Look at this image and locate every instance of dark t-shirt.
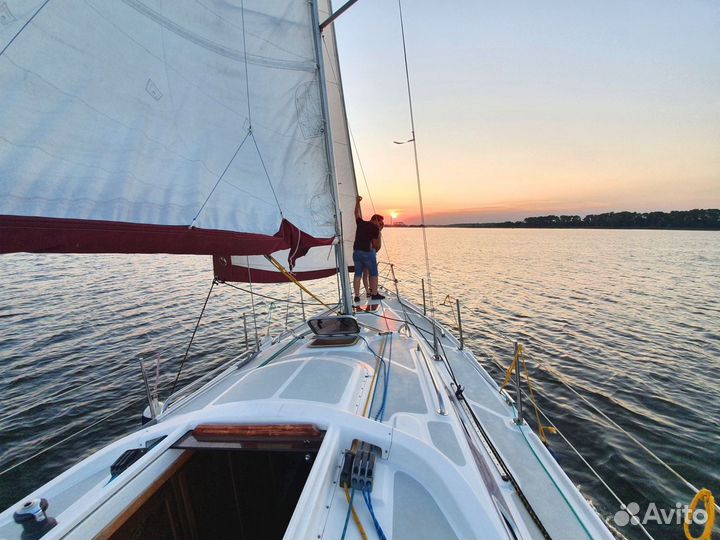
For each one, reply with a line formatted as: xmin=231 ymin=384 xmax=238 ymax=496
xmin=353 ymin=218 xmax=379 ymax=252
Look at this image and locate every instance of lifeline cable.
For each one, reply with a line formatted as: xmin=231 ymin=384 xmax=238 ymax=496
xmin=434 ymin=318 xmax=656 ymax=539
xmin=245 ymin=258 xmax=260 ymax=347
xmin=482 ymin=325 xmax=720 ymax=514
xmin=0 ymin=398 xmax=144 ymax=478
xmin=218 ymin=280 xmax=327 ymax=306
xmin=169 ymin=278 xmax=216 ymax=396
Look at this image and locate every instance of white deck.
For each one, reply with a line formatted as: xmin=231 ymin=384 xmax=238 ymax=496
xmin=0 ymin=296 xmax=615 ymax=540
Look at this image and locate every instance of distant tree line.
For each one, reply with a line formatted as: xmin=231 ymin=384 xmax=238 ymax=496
xmin=445 ymin=209 xmax=720 ymax=230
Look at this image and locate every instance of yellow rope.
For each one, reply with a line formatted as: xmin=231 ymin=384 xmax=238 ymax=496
xmin=348 ymin=335 xmax=388 ymax=455
xmin=519 ymin=350 xmax=557 ymax=444
xmin=362 ymin=334 xmax=387 ymax=417
xmin=500 ymin=344 xmax=556 ymax=444
xmin=343 ymin=484 xmax=369 ymax=540
xmin=684 ymin=489 xmax=715 ymax=540
xmin=264 ymin=255 xmax=335 ymax=310
xmin=500 ymin=345 xmax=521 ymax=391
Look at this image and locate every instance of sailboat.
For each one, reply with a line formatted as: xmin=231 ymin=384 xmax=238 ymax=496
xmin=0 ymin=1 xmax=617 ymax=539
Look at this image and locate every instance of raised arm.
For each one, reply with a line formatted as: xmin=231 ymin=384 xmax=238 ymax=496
xmin=354 ymin=196 xmax=363 ymax=220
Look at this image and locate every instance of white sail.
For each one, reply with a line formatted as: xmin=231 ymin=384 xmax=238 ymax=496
xmin=0 ymin=1 xmax=337 ymax=255
xmin=214 ymin=0 xmax=359 ymax=282
xmin=320 ymin=0 xmax=359 ymax=272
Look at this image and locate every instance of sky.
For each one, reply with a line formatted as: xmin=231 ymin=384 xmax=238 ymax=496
xmin=332 ymin=0 xmax=720 ymax=224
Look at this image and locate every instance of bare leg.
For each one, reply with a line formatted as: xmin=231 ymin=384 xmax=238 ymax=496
xmin=370 ymin=276 xmax=379 ymax=296
xmin=353 ymin=275 xmax=361 ymax=298
xmin=363 ymin=270 xmax=370 ymax=296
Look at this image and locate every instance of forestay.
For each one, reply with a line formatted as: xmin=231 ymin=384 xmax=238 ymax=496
xmin=0 ymin=0 xmax=338 ymax=256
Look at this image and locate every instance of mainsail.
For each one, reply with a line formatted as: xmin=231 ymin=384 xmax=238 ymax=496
xmin=213 ymin=0 xmax=358 ymax=283
xmin=0 ymin=1 xmax=339 ymax=257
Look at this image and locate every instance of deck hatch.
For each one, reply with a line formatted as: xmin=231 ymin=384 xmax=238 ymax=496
xmin=307 ymin=315 xmax=360 ymax=336
xmin=308 ymin=336 xmax=359 ymax=347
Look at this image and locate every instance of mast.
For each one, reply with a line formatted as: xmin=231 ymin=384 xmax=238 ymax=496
xmin=310 ymin=0 xmax=353 ymax=315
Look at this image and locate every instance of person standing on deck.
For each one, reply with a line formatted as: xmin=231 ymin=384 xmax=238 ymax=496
xmin=353 ymin=196 xmax=385 ymax=303
xmin=362 ymin=218 xmax=384 ymax=297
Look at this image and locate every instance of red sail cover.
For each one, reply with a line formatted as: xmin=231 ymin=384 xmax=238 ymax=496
xmin=0 ymin=216 xmax=333 ymax=257
xmin=212 ymin=219 xmax=337 ymax=283
xmin=213 ymin=253 xmax=340 ymax=283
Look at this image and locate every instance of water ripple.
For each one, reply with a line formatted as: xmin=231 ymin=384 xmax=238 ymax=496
xmin=0 ymin=230 xmax=718 ymax=540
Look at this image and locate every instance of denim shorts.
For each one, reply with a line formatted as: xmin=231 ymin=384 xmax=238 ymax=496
xmin=353 ymin=249 xmax=378 ymax=278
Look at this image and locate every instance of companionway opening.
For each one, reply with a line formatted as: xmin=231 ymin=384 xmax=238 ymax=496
xmin=107 ymin=425 xmax=324 ymax=540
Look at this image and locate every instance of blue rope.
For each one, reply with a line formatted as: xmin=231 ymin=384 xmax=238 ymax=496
xmin=374 ymin=333 xmax=393 ymax=422
xmin=360 ymin=336 xmax=388 ymax=420
xmin=361 ymin=484 xmax=387 ymax=540
xmin=340 ymin=485 xmax=355 ymax=540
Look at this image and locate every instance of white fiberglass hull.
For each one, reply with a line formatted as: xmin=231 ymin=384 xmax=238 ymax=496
xmin=0 ymin=296 xmax=614 ymax=540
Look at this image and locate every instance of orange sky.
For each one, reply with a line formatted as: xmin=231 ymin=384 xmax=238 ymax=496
xmin=336 ymin=1 xmax=720 ymax=225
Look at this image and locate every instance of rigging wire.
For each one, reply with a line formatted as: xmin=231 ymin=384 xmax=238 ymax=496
xmin=476 ymin=323 xmax=719 ymax=513
xmin=0 ymin=0 xmax=52 ymax=59
xmin=250 ymin=131 xmax=284 ymax=218
xmin=284 ymin=282 xmax=291 ymax=330
xmin=246 ymin=258 xmax=260 ymax=348
xmin=348 ymin=125 xmax=395 ymax=266
xmin=540 ymin=358 xmax=720 ymax=513
xmin=239 ymin=0 xmax=283 ymax=218
xmin=189 ymin=130 xmax=251 ymax=227
xmin=396 ymin=0 xmax=435 ymax=323
xmin=265 ymin=254 xmax=336 ymax=310
xmin=387 ymin=261 xmax=710 ymax=531
xmin=531 ymin=401 xmax=657 ymax=540
xmin=480 ymin=345 xmax=656 ymax=539
xmin=320 ymin=35 xmax=394 ymax=267
xmin=0 ymin=377 xmax=104 ymax=423
xmin=217 ymin=280 xmax=327 ymax=306
xmin=239 ymin=0 xmax=253 ymax=125
xmin=168 ymin=278 xmax=216 ymax=396
xmin=0 ymin=398 xmax=143 ymax=478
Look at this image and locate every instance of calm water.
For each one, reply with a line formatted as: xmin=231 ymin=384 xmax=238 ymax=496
xmin=1 ymin=228 xmax=718 ymax=539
